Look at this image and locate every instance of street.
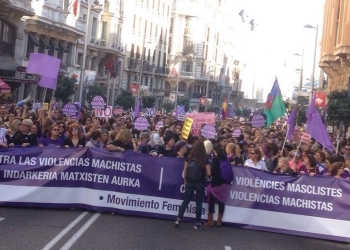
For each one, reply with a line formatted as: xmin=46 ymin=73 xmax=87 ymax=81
xmin=0 ymin=207 xmax=348 ymax=250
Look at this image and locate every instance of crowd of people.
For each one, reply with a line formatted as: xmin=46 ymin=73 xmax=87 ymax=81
xmin=0 ymin=101 xmax=349 ymax=229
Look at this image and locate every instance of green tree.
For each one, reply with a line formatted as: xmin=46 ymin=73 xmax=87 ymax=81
xmin=327 ymin=90 xmax=350 ymax=127
xmin=141 ymin=96 xmax=156 ymax=108
xmin=162 ymin=101 xmax=174 ymax=112
xmin=85 ymin=84 xmax=107 ymax=105
xmin=115 ymin=89 xmax=135 ymax=110
xmin=54 ymin=76 xmax=76 ymax=103
xmin=178 ymin=97 xmax=190 ymax=111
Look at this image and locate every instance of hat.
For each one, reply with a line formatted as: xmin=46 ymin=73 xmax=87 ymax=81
xmin=175 ymin=140 xmax=186 ymax=152
xmin=21 ymin=119 xmax=33 ymax=127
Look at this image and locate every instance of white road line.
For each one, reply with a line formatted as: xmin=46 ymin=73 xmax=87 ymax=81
xmin=0 ymin=217 xmax=5 ymax=222
xmin=60 ymin=213 xmax=101 ymax=250
xmin=224 ymin=246 xmax=232 ymax=250
xmin=41 ymin=212 xmax=89 ymax=250
xmin=159 ymin=167 xmax=164 ymax=190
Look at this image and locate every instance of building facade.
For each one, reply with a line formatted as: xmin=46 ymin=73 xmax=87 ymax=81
xmin=121 ymin=0 xmax=172 ymax=110
xmin=320 ymin=0 xmax=350 ymax=91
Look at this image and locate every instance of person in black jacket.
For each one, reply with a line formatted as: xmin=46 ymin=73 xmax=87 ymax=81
xmin=8 ymin=119 xmax=38 ymax=147
xmin=205 ymin=144 xmax=231 ymax=227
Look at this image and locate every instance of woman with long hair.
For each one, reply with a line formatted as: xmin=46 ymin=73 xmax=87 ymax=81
xmin=174 ymin=141 xmax=211 ymax=230
xmin=226 ymin=143 xmax=243 ymax=166
xmin=64 ymin=123 xmax=85 ymax=148
xmin=298 ymin=154 xmax=319 ymax=176
xmin=40 ymin=124 xmax=64 ymax=147
xmin=274 ymin=157 xmax=295 ymax=175
xmin=106 ymin=128 xmax=137 ymax=152
xmin=330 ymin=162 xmax=346 ymax=178
xmin=205 ymin=145 xmax=231 ymax=227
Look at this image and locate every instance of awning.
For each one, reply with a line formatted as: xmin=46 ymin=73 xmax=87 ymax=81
xmin=40 ymin=36 xmax=51 ymax=49
xmin=28 ymin=33 xmax=40 ymax=47
xmin=59 ymin=41 xmax=70 ymax=53
xmin=0 ymin=78 xmax=11 ymax=93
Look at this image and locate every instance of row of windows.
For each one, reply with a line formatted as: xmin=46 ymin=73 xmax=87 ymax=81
xmin=0 ymin=19 xmax=15 ymax=57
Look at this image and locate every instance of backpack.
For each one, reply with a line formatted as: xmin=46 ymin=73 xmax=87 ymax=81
xmin=219 ymin=159 xmax=234 ymax=184
xmin=186 ymin=159 xmax=205 ymax=182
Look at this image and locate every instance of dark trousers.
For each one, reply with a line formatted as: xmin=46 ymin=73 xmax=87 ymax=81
xmin=208 ymin=193 xmax=225 ymax=214
xmin=177 ymin=181 xmax=205 ymax=223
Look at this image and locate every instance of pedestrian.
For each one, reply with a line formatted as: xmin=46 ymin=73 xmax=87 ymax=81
xmin=174 ymin=141 xmax=211 ymax=229
xmin=205 ymin=145 xmax=231 ymax=227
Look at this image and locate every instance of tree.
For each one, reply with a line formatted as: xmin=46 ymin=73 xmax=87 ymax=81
xmin=327 ymin=90 xmax=350 ymax=127
xmin=115 ymin=89 xmax=135 ymax=110
xmin=178 ymin=97 xmax=190 ymax=111
xmin=85 ymin=84 xmax=107 ymax=105
xmin=296 ymin=104 xmax=307 ymax=126
xmin=141 ymin=96 xmax=156 ymax=108
xmin=162 ymin=101 xmax=174 ymax=113
xmin=54 ymin=76 xmax=76 ymax=103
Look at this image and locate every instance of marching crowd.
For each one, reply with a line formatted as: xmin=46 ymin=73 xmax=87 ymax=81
xmin=0 ymin=101 xmax=349 ymax=229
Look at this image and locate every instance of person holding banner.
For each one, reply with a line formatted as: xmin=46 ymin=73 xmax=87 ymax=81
xmin=297 ymin=154 xmax=319 ymax=176
xmin=8 ymin=119 xmax=38 ymax=147
xmin=244 ymin=148 xmax=267 ymax=171
xmin=40 ymin=124 xmax=64 ymax=147
xmin=205 ymin=145 xmax=231 ymax=227
xmin=107 ymin=129 xmax=136 ymax=152
xmin=175 ymin=141 xmax=211 ymax=229
xmin=64 ymin=123 xmax=85 ymax=148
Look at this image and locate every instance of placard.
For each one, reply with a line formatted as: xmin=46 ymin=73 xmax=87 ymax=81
xmin=181 ymin=117 xmax=194 ymax=140
xmin=42 ymin=103 xmax=49 ymax=110
xmin=200 ymin=124 xmax=216 ymax=139
xmin=177 ymin=114 xmax=186 ymax=121
xmin=95 ymin=106 xmax=112 ymax=118
xmin=145 ymin=108 xmax=155 ymax=116
xmin=232 ymin=128 xmax=242 ymax=138
xmin=251 ymin=114 xmax=266 ymax=128
xmin=91 ymin=95 xmax=106 ymax=110
xmin=113 ymin=108 xmax=123 ymax=115
xmin=62 ymin=103 xmax=78 ymax=117
xmin=155 ymin=121 xmax=164 ymax=131
xmin=134 ymin=117 xmax=149 ymax=131
xmin=185 ymin=112 xmax=215 ymax=137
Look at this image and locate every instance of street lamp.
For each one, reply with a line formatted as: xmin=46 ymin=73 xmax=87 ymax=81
xmin=204 ymin=65 xmax=214 ymax=112
xmin=294 ymin=47 xmax=304 ymax=91
xmin=304 ymin=24 xmax=318 ymax=103
xmin=174 ymin=52 xmax=183 ymax=111
xmin=78 ymin=1 xmax=102 ymax=104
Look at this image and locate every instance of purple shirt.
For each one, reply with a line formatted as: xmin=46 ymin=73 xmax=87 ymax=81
xmin=41 ymin=137 xmax=64 ymax=147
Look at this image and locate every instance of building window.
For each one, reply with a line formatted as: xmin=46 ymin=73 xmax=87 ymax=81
xmin=182 ymin=62 xmax=192 ymax=72
xmin=91 ymin=17 xmax=98 ymax=39
xmin=0 ymin=19 xmax=15 ymax=57
xmin=101 ymin=22 xmax=108 ymax=40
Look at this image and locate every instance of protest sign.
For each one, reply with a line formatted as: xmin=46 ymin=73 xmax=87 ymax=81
xmin=181 ymin=117 xmax=194 ymax=139
xmin=95 ymin=106 xmax=112 ymax=118
xmin=200 ymin=124 xmax=216 ymax=139
xmin=185 ymin=112 xmax=215 ymax=137
xmin=232 ymin=129 xmax=242 ymax=138
xmin=62 ymin=103 xmax=78 ymax=117
xmin=134 ymin=117 xmax=149 ymax=131
xmin=91 ymin=95 xmax=106 ymax=110
xmin=251 ymin=114 xmax=266 ymax=128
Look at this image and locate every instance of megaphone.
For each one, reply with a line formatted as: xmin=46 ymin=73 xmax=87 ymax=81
xmin=17 ymin=94 xmax=33 ymax=107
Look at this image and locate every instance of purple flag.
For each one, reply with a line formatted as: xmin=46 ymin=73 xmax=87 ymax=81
xmin=26 ymin=53 xmax=61 ymax=90
xmin=306 ymin=93 xmax=316 ymax=126
xmin=308 ymin=110 xmax=334 ymax=152
xmin=134 ymin=99 xmax=140 ymax=118
xmin=286 ymin=107 xmax=297 ymax=141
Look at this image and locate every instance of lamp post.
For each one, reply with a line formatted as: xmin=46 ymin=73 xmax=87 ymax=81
xmin=304 ymin=24 xmax=318 ymax=103
xmin=204 ymin=65 xmax=213 ymax=112
xmin=294 ymin=46 xmax=304 ymax=91
xmin=174 ymin=52 xmax=183 ymax=110
xmin=136 ymin=33 xmax=146 ymax=103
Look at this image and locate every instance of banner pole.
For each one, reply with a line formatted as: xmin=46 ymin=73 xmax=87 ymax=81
xmin=281 ymin=125 xmax=290 ymax=155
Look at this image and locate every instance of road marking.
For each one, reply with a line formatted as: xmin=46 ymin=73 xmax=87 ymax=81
xmin=159 ymin=167 xmax=164 ymax=190
xmin=60 ymin=213 xmax=101 ymax=250
xmin=41 ymin=212 xmax=88 ymax=250
xmin=224 ymin=247 xmax=232 ymax=250
xmin=0 ymin=217 xmax=5 ymax=222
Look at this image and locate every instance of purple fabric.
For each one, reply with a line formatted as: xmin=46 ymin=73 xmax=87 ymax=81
xmin=134 ymin=99 xmax=141 ymax=118
xmin=286 ymin=107 xmax=297 ymax=141
xmin=308 ymin=110 xmax=334 ymax=152
xmin=207 ymin=183 xmax=231 ymax=203
xmin=41 ymin=137 xmax=64 ymax=147
xmin=26 ymin=53 xmax=61 ymax=90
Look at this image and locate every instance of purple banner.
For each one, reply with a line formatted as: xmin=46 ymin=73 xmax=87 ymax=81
xmin=0 ymin=147 xmax=349 ymax=242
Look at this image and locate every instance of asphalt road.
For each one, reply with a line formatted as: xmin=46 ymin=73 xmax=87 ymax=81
xmin=0 ymin=207 xmax=348 ymax=250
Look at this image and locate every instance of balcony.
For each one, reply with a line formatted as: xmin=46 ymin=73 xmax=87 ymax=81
xmin=127 ymin=58 xmax=139 ymax=71
xmin=143 ymin=62 xmax=154 ymax=73
xmin=0 ymin=0 xmax=35 ymax=17
xmin=154 ymin=66 xmax=169 ymax=75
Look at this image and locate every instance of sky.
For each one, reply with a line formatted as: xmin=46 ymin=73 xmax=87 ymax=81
xmin=225 ymin=0 xmax=325 ymax=100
